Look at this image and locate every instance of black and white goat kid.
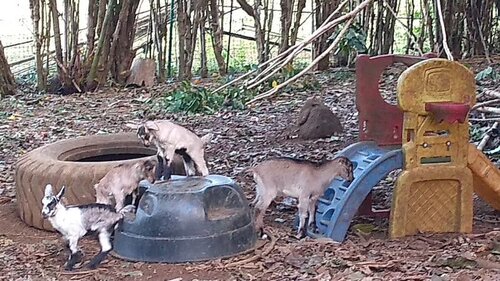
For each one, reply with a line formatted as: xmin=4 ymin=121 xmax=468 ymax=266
xmin=42 ymin=184 xmax=132 ymax=271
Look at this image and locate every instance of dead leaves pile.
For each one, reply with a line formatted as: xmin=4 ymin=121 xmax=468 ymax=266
xmin=0 ymin=64 xmax=499 ymax=280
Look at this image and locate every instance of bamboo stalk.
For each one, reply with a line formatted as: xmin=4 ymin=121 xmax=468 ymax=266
xmin=435 ymin=0 xmax=453 ymax=60
xmin=211 ymin=50 xmax=291 ymax=94
xmin=245 ymin=0 xmax=352 ymax=89
xmin=212 ymin=0 xmax=371 ymax=97
xmin=249 ymin=0 xmax=349 ymax=84
xmin=246 ymin=17 xmax=355 ymax=105
xmin=383 ymin=0 xmax=423 ymax=56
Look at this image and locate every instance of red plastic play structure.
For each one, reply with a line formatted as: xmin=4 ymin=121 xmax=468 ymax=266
xmin=355 ymin=53 xmax=437 ymax=218
xmin=355 ymin=53 xmax=437 ymax=146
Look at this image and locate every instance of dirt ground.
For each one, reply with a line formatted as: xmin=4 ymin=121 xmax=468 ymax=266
xmin=0 ymin=59 xmax=499 ymax=280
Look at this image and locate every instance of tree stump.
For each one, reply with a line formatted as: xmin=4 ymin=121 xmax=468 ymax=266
xmin=0 ymin=40 xmax=16 ymax=98
xmin=294 ymin=98 xmax=343 ymax=140
xmin=126 ymin=58 xmax=156 ymax=87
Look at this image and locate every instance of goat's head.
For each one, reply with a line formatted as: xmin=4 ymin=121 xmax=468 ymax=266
xmin=130 ymin=121 xmax=159 ymax=147
xmin=139 ymin=159 xmax=157 ymax=183
xmin=334 ymin=156 xmax=355 ymax=182
xmin=41 ymin=184 xmax=65 ymax=218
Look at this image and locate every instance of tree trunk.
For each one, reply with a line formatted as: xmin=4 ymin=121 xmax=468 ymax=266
xmin=208 ymin=0 xmax=227 ymax=75
xmin=279 ymin=0 xmax=293 ymax=53
xmin=109 ymin=0 xmax=140 ymax=84
xmin=405 ymin=0 xmax=414 ymax=53
xmin=96 ymin=0 xmax=109 ymax=39
xmin=177 ymin=0 xmax=188 ymax=80
xmin=48 ymin=0 xmax=64 ymax=73
xmin=150 ymin=0 xmax=166 ymax=81
xmin=253 ymin=0 xmax=267 ymax=63
xmin=290 ymin=0 xmax=306 ymax=46
xmin=237 ymin=0 xmax=267 ymax=64
xmin=465 ymin=0 xmax=495 ymax=57
xmin=87 ymin=0 xmax=98 ymax=56
xmin=314 ymin=0 xmax=341 ymax=70
xmin=264 ymin=0 xmax=274 ymax=59
xmin=200 ymin=5 xmax=208 ymax=78
xmin=29 ymin=0 xmax=46 ymax=91
xmin=0 ymin=40 xmax=16 ymax=98
xmin=187 ymin=2 xmax=201 ymax=77
xmin=87 ymin=0 xmax=117 ymax=89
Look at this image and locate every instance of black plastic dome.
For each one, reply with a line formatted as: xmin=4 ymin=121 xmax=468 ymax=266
xmin=113 ymin=175 xmax=257 ymax=263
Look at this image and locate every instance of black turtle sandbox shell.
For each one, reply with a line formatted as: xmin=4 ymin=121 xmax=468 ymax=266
xmin=113 ymin=175 xmax=257 ymax=263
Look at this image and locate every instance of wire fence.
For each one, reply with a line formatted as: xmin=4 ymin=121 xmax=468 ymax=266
xmin=2 ymin=3 xmax=316 ymax=81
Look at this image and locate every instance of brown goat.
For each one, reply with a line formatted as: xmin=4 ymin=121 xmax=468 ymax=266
xmin=249 ymin=156 xmax=354 ymax=239
xmin=94 ymin=159 xmax=156 ymax=211
xmin=127 ymin=120 xmax=212 ymax=179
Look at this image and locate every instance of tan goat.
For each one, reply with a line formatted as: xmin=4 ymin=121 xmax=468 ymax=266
xmin=94 ymin=159 xmax=156 ymax=211
xmin=249 ymin=156 xmax=354 ymax=239
xmin=127 ymin=120 xmax=212 ymax=178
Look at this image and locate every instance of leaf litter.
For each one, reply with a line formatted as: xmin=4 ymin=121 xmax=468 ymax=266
xmin=0 ymin=61 xmax=499 ymax=280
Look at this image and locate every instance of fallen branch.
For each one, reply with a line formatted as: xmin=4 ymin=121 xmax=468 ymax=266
xmin=246 ymin=17 xmax=355 ymax=105
xmin=466 ymin=230 xmax=500 ymax=238
xmin=485 ymin=145 xmax=500 ymax=155
xmin=475 ymin=106 xmax=500 ymax=114
xmin=224 ymin=229 xmax=278 ymax=268
xmin=211 ymin=51 xmax=289 ymax=94
xmin=484 ymin=89 xmax=500 ymax=99
xmin=470 ymin=117 xmax=500 ymax=122
xmin=477 ymin=121 xmax=498 ymax=151
xmin=211 ymin=0 xmax=360 ymax=95
xmin=245 ymin=0 xmax=350 ymax=89
xmin=58 ymin=268 xmax=107 ymax=275
xmin=471 ymin=98 xmax=500 ymax=110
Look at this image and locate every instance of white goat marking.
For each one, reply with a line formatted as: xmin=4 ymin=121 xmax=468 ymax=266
xmin=42 ymin=184 xmax=129 ymax=271
xmin=129 ymin=120 xmax=212 ymax=178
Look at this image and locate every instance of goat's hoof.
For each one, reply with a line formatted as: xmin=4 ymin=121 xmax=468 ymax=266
xmin=295 ymin=230 xmax=306 ymax=240
xmin=308 ymin=225 xmax=318 ymax=233
xmin=256 ymin=227 xmax=267 ymax=239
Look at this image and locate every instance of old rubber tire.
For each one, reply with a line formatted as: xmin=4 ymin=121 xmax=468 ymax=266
xmin=15 ymin=133 xmax=159 ymax=231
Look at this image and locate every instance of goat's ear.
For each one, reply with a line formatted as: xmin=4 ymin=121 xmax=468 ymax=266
xmin=44 ymin=184 xmax=54 ymax=197
xmin=144 ymin=121 xmax=159 ymax=131
xmin=200 ymin=133 xmax=213 ymax=145
xmin=125 ymin=123 xmax=140 ymax=129
xmin=56 ymin=186 xmax=66 ymax=200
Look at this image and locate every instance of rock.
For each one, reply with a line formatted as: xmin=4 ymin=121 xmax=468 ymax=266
xmin=126 ymin=58 xmax=156 ymax=87
xmin=293 ymin=97 xmax=343 ymax=140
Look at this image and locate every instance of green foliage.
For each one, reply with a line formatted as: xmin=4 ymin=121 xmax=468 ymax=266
xmin=265 ymin=61 xmax=321 ymax=92
xmin=156 ymin=81 xmax=257 ymax=115
xmin=475 ymin=66 xmax=499 ymax=82
xmin=334 ymin=23 xmax=367 ymax=64
xmin=470 ymin=124 xmax=485 ymax=143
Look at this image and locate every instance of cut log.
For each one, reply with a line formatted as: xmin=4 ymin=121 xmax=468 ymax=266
xmin=292 ymin=98 xmax=343 ymax=140
xmin=126 ymin=58 xmax=156 ymax=87
xmin=0 ymin=40 xmax=16 ymax=98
